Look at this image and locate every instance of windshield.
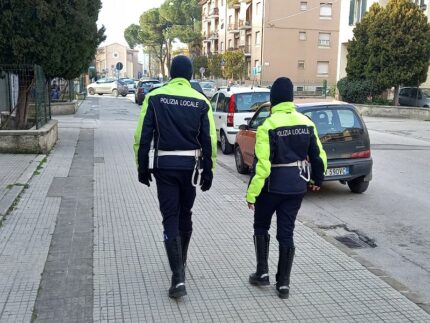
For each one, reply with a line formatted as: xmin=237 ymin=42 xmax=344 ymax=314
xmin=201 ymin=82 xmax=216 ymax=89
xmin=302 ymin=107 xmax=364 ymax=143
xmin=234 ymin=92 xmax=270 ymax=112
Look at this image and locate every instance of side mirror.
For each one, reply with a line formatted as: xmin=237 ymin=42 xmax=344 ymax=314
xmin=244 ymin=117 xmax=251 ymax=124
xmin=239 ymin=124 xmax=249 ymax=130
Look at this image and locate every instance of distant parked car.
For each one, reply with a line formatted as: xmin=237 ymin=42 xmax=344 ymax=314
xmin=119 ymin=78 xmax=136 ymax=93
xmin=398 ymin=87 xmax=430 ymax=108
xmin=234 ymin=102 xmax=372 ymax=193
xmin=190 ymin=80 xmax=205 ymax=96
xmin=135 ymin=79 xmax=162 ymax=105
xmin=87 ymin=78 xmax=127 ymax=97
xmin=200 ymin=81 xmax=217 ymax=98
xmin=210 ymin=87 xmax=271 ymax=154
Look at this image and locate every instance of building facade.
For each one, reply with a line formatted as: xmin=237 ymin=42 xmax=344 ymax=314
xmin=95 ymin=43 xmax=143 ymax=79
xmin=200 ymin=0 xmax=340 ymax=88
xmin=337 ymin=0 xmax=429 ymax=86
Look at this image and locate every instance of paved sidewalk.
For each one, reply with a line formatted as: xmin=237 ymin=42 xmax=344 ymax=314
xmin=0 ymin=97 xmax=429 ymax=322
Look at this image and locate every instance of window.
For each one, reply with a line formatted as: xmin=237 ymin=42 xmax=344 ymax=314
xmin=318 ymin=33 xmax=331 ymax=47
xmin=255 ymin=60 xmax=260 ymax=67
xmin=217 ymin=93 xmax=226 ymax=112
xmin=317 ymin=61 xmax=329 ymax=75
xmin=300 ymin=1 xmax=308 ymax=10
xmin=297 ymin=86 xmax=304 ymax=92
xmin=210 ymin=94 xmax=218 ymax=111
xmin=349 ymin=0 xmax=367 ymax=25
xmin=220 ymin=42 xmax=224 ymax=51
xmin=228 ymin=39 xmax=232 ymax=49
xmin=256 ymin=2 xmax=262 ymax=15
xmin=250 ymin=105 xmax=270 ymax=129
xmin=299 ymin=31 xmax=307 ymax=41
xmin=298 ymin=60 xmax=305 ymax=69
xmin=320 ymin=3 xmax=332 ymax=18
xmin=255 ymin=31 xmax=261 ymax=45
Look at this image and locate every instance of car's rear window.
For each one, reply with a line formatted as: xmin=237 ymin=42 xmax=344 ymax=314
xmin=302 ymin=107 xmax=364 ymax=143
xmin=191 ymin=82 xmax=203 ymax=93
xmin=233 ymin=92 xmax=270 ymax=112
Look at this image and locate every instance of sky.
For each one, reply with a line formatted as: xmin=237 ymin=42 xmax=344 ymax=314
xmin=97 ymin=0 xmax=164 ymax=46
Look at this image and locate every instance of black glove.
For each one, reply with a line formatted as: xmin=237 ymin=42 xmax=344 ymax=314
xmin=200 ymin=171 xmax=213 ymax=192
xmin=138 ymin=170 xmax=152 ymax=187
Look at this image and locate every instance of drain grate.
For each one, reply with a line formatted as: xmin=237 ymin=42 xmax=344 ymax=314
xmin=335 ymin=234 xmax=372 ymax=249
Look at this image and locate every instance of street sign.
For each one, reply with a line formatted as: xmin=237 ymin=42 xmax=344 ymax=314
xmin=116 ymin=62 xmax=123 ymax=71
xmin=199 ymin=67 xmax=206 ymax=78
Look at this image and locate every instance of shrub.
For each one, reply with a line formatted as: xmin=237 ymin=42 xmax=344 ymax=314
xmin=337 ymin=77 xmax=383 ymax=103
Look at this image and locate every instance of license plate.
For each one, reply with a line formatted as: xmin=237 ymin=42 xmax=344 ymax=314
xmin=326 ymin=167 xmax=349 ymax=177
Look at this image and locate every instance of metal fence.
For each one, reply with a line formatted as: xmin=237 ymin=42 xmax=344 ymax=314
xmin=0 ymin=64 xmax=50 ymax=130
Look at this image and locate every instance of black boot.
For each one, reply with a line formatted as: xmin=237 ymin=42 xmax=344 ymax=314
xmin=180 ymin=231 xmax=192 ymax=268
xmin=275 ymin=245 xmax=295 ymax=299
xmin=164 ymin=236 xmax=187 ymax=299
xmin=249 ymin=234 xmax=270 ymax=286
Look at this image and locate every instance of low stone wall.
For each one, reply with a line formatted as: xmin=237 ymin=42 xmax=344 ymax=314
xmin=51 ymin=100 xmax=78 ymax=115
xmin=0 ymin=120 xmax=58 ymax=153
xmin=355 ymin=104 xmax=430 ymax=121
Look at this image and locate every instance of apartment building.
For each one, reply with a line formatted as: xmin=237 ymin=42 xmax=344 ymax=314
xmin=200 ymin=0 xmax=340 ymax=87
xmin=337 ymin=0 xmax=429 ymax=86
xmin=95 ymin=43 xmax=143 ymax=79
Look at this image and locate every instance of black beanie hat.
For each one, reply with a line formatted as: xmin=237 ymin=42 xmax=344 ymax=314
xmin=170 ymin=55 xmax=193 ymax=81
xmin=270 ymin=77 xmax=294 ymax=106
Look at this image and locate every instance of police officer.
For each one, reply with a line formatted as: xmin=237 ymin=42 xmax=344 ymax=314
xmin=134 ymin=55 xmax=217 ymax=299
xmin=246 ymin=77 xmax=327 ymax=299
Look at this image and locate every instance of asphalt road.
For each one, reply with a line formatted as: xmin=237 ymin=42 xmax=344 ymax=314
xmin=124 ymin=93 xmax=430 ymax=304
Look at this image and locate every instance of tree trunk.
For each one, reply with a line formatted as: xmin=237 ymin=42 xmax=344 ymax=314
xmin=393 ymin=85 xmax=399 ymax=106
xmin=15 ymin=72 xmax=33 ymax=130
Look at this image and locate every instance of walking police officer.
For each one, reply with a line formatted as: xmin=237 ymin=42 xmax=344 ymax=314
xmin=134 ymin=56 xmax=217 ymax=299
xmin=246 ymin=77 xmax=327 ymax=299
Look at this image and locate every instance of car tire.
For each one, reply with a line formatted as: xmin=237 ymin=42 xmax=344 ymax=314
xmin=98 ymin=93 xmax=103 ymax=96
xmin=88 ymin=88 xmax=95 ymax=95
xmin=121 ymin=93 xmax=127 ymax=97
xmin=220 ymin=131 xmax=233 ymax=155
xmin=234 ymin=146 xmax=249 ymax=174
xmin=112 ymin=89 xmax=118 ymax=97
xmin=347 ymin=177 xmax=369 ymax=193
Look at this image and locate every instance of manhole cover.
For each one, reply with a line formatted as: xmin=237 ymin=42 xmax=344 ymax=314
xmin=335 ymin=234 xmax=371 ymax=249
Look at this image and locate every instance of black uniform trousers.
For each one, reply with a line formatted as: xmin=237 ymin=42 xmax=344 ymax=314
xmin=254 ymin=190 xmax=305 ymax=248
xmin=154 ymin=169 xmax=196 ymax=240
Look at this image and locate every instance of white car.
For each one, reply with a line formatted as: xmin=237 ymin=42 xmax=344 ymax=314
xmin=209 ymin=87 xmax=270 ymax=154
xmin=200 ymin=81 xmax=217 ymax=98
xmin=87 ymin=78 xmax=128 ymax=97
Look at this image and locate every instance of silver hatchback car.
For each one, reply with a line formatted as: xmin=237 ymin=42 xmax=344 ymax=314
xmin=398 ymin=87 xmax=430 ymax=108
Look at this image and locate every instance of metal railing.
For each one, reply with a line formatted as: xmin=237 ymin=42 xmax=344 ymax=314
xmin=0 ymin=64 xmax=50 ymax=130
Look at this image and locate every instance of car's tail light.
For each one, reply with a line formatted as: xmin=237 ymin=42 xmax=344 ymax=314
xmin=227 ymin=95 xmax=235 ymax=127
xmin=351 ymin=150 xmax=371 ymax=158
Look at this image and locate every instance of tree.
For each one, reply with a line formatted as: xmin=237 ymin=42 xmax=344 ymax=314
xmin=223 ymin=50 xmax=246 ymax=80
xmin=208 ymin=53 xmax=223 ymax=79
xmin=0 ymin=0 xmax=105 ymax=128
xmin=192 ymin=55 xmax=208 ymax=78
xmin=346 ymin=0 xmax=430 ymax=105
xmin=159 ymin=0 xmax=203 ymax=57
xmin=139 ymin=8 xmax=170 ymax=77
xmin=124 ymin=24 xmax=142 ymax=49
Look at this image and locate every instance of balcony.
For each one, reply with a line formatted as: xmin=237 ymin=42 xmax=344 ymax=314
xmin=239 ymin=20 xmax=251 ymax=30
xmin=243 ymin=45 xmax=251 ymax=56
xmin=209 ymin=32 xmax=219 ymax=40
xmin=228 ymin=23 xmax=239 ymax=33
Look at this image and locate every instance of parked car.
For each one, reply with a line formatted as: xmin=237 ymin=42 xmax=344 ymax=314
xmin=200 ymin=81 xmax=217 ymax=98
xmin=234 ymin=102 xmax=372 ymax=193
xmin=87 ymin=78 xmax=128 ymax=97
xmin=398 ymin=87 xmax=430 ymax=107
xmin=135 ymin=79 xmax=162 ymax=105
xmin=190 ymin=80 xmax=204 ymax=96
xmin=119 ymin=78 xmax=136 ymax=93
xmin=209 ymin=87 xmax=271 ymax=154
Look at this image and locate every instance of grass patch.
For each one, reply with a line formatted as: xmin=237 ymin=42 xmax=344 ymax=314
xmin=6 ymin=184 xmax=13 ymax=189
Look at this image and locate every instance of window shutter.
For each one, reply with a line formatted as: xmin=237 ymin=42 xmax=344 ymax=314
xmin=349 ymin=0 xmax=355 ymax=25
